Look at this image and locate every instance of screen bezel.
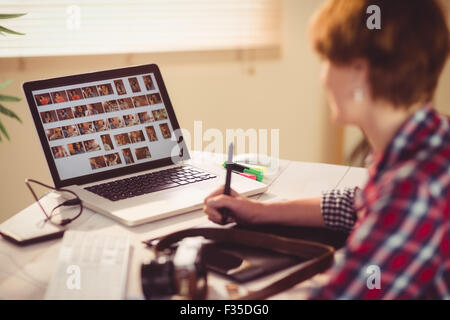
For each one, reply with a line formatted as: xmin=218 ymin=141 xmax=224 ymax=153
xmin=23 ymin=64 xmax=190 ymax=188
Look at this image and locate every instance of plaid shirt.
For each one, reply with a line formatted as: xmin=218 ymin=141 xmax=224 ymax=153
xmin=312 ymin=105 xmax=450 ymax=299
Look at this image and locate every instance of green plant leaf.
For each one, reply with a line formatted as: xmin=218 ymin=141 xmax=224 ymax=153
xmin=0 ymin=103 xmax=22 ymax=123
xmin=0 ymin=94 xmax=21 ymax=102
xmin=0 ymin=25 xmax=25 ymax=36
xmin=0 ymin=80 xmax=12 ymax=90
xmin=0 ymin=119 xmax=10 ymax=141
xmin=0 ymin=13 xmax=26 ymax=20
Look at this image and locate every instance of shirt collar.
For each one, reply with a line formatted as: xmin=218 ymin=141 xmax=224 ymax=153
xmin=368 ymin=104 xmax=439 ymax=180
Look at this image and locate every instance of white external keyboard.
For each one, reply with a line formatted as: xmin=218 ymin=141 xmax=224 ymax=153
xmin=45 ymin=230 xmax=130 ymax=300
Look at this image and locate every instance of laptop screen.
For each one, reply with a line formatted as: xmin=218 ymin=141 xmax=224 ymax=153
xmin=27 ymin=67 xmax=186 ymax=184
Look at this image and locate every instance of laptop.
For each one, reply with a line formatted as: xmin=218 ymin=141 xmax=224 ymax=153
xmin=23 ymin=64 xmax=267 ymax=226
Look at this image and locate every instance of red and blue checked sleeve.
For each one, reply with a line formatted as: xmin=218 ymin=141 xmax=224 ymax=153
xmin=311 ymin=178 xmax=449 ymax=299
xmin=321 ymin=188 xmax=359 ymax=233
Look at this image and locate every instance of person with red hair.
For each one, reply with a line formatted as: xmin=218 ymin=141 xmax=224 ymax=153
xmin=203 ymin=0 xmax=450 ymax=299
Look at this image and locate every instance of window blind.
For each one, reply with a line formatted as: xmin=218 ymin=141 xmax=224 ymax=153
xmin=0 ymin=0 xmax=281 ymax=57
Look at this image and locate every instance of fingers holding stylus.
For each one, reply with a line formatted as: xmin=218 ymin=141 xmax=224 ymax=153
xmin=203 ymin=195 xmax=240 ymax=225
xmin=203 ymin=204 xmax=235 ymax=225
xmin=203 ymin=185 xmax=239 ymax=205
xmin=203 ymin=187 xmax=263 ymax=226
xmin=203 ymin=186 xmax=240 ymax=225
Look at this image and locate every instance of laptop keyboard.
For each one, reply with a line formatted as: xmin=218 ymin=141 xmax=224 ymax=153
xmin=85 ymin=166 xmax=216 ymax=201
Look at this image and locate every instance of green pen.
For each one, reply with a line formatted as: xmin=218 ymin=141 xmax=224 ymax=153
xmin=243 ymin=168 xmax=264 ymax=182
xmin=222 ymin=162 xmax=264 ymax=181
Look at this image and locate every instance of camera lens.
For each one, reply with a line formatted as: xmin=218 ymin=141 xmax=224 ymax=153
xmin=141 ymin=259 xmax=176 ymax=299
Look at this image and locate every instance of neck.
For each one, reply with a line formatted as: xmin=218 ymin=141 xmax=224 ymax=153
xmin=361 ymin=101 xmax=423 ymax=155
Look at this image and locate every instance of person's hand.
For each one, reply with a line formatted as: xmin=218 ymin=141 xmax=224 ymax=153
xmin=203 ymin=186 xmax=267 ymax=225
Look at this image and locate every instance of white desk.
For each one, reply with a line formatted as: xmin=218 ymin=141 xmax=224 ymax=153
xmin=0 ymin=152 xmax=368 ymax=300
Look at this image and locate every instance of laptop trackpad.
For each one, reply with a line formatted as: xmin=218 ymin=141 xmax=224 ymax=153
xmin=146 ymin=187 xmax=206 ymax=208
xmin=166 ymin=187 xmax=204 ymax=200
xmin=112 ymin=187 xmax=208 ymax=220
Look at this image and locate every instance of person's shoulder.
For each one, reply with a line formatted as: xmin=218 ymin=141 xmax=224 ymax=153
xmin=416 ymin=113 xmax=449 ymax=174
xmin=384 ymin=147 xmax=450 ymax=205
xmin=364 ymin=157 xmax=448 ymax=232
xmin=392 ymin=112 xmax=449 ymax=173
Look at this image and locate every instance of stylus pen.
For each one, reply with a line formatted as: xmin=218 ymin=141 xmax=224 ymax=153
xmin=219 ymin=142 xmax=234 ymax=224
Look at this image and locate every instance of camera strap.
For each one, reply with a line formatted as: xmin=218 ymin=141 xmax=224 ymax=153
xmin=153 ymin=227 xmax=334 ymax=300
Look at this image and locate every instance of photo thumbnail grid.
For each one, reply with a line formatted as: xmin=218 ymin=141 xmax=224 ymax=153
xmin=34 ymin=73 xmax=174 ymax=174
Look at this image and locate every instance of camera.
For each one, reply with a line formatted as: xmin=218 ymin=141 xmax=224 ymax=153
xmin=141 ymin=236 xmax=208 ymax=300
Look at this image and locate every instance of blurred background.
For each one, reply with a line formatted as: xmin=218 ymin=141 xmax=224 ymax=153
xmin=0 ymin=0 xmax=449 ymax=222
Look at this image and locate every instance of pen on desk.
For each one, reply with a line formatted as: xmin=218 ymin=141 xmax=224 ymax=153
xmin=222 ymin=161 xmax=264 ymax=182
xmin=219 ymin=142 xmax=233 ymax=224
xmin=222 ymin=162 xmax=250 ymax=172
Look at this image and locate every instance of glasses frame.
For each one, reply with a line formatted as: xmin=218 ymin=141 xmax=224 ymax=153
xmin=25 ymin=178 xmax=83 ymax=226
